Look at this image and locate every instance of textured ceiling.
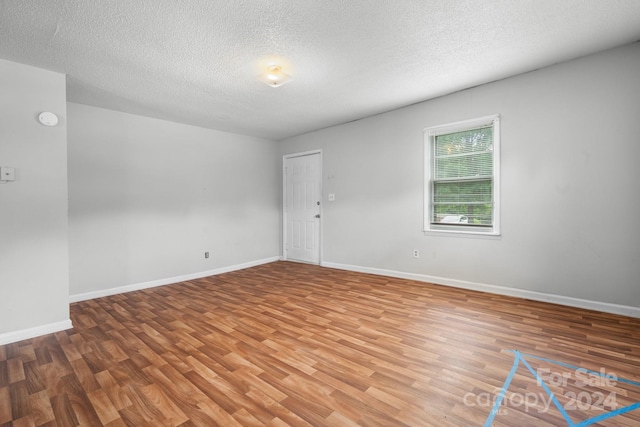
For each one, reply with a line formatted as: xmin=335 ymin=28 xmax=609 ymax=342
xmin=1 ymin=1 xmax=640 ymax=140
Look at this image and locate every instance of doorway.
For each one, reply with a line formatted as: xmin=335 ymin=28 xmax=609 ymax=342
xmin=283 ymin=151 xmax=322 ymax=264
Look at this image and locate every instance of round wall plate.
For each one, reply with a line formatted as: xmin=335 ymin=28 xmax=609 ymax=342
xmin=38 ymin=111 xmax=59 ymax=126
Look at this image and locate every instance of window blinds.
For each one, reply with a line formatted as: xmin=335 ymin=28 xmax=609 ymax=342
xmin=432 ymin=126 xmax=494 ymax=226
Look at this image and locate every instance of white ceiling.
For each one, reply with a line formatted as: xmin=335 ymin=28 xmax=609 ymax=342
xmin=2 ymin=1 xmax=640 ymax=140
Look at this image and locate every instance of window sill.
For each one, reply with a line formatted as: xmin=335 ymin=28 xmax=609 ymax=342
xmin=423 ymin=228 xmax=502 ymax=239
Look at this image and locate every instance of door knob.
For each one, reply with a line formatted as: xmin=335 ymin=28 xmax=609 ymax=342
xmin=315 ymin=214 xmax=320 ymax=218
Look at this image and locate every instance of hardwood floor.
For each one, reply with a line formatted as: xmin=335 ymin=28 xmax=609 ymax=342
xmin=1 ymin=261 xmax=639 ymax=426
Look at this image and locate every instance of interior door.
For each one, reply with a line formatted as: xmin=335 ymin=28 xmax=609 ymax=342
xmin=284 ymin=152 xmax=321 ymax=264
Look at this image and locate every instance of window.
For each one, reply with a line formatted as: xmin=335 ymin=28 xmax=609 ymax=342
xmin=424 ymin=115 xmax=500 ymax=235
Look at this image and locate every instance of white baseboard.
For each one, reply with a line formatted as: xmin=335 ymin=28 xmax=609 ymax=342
xmin=0 ymin=319 xmax=73 ymax=346
xmin=321 ymin=261 xmax=640 ymax=318
xmin=69 ymin=256 xmax=280 ymax=303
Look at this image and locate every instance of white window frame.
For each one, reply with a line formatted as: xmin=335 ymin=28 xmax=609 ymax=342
xmin=424 ymin=114 xmax=501 ymax=236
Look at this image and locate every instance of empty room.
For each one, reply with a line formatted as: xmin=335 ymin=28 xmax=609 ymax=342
xmin=1 ymin=1 xmax=640 ymax=426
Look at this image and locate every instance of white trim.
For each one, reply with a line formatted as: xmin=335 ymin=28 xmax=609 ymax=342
xmin=423 ymin=114 xmax=500 ymax=135
xmin=283 ymin=149 xmax=323 ymax=159
xmin=282 ymin=149 xmax=323 ymax=265
xmin=424 ymin=114 xmax=500 ymax=236
xmin=69 ymin=256 xmax=280 ymax=303
xmin=321 ymin=261 xmax=640 ymax=319
xmin=0 ymin=319 xmax=73 ymax=346
xmin=423 ymin=229 xmax=502 ymax=239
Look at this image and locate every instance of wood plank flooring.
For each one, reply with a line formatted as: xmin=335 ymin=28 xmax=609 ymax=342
xmin=1 ymin=261 xmax=639 ymax=426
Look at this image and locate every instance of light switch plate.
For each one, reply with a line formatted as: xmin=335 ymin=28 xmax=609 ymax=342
xmin=328 ymin=193 xmax=335 ymax=201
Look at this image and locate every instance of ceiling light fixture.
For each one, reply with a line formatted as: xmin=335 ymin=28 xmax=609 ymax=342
xmin=259 ymin=65 xmax=292 ymax=88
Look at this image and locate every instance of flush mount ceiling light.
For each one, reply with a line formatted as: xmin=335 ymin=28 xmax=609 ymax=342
xmin=259 ymin=65 xmax=292 ymax=88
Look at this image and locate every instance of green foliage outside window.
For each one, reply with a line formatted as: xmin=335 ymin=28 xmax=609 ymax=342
xmin=432 ymin=126 xmax=494 ymax=226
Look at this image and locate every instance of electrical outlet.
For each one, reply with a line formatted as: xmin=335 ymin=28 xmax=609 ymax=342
xmin=204 ymin=252 xmax=209 ymax=259
xmin=412 ymin=249 xmax=419 ymax=258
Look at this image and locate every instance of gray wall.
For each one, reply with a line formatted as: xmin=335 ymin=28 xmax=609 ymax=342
xmin=0 ymin=59 xmax=70 ymax=338
xmin=68 ymin=103 xmax=280 ymax=296
xmin=280 ymin=42 xmax=640 ymax=309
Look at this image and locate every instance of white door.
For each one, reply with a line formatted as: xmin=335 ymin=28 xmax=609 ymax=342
xmin=284 ymin=152 xmax=321 ymax=264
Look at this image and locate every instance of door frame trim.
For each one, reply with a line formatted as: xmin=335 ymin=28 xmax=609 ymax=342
xmin=282 ymin=149 xmax=323 ymax=265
